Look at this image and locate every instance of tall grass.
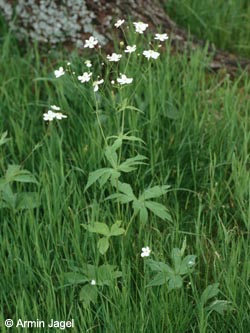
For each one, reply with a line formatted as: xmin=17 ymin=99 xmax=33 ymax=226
xmin=165 ymin=0 xmax=250 ymax=57
xmin=0 ymin=10 xmax=250 ymax=333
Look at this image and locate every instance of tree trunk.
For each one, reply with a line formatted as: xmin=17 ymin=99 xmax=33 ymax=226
xmin=1 ymin=0 xmax=249 ymax=74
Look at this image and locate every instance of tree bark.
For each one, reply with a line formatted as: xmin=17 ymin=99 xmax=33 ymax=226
xmin=1 ymin=0 xmax=249 ymax=75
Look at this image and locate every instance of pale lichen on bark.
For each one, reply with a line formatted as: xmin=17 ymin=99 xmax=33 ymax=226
xmin=0 ymin=0 xmax=108 ymax=46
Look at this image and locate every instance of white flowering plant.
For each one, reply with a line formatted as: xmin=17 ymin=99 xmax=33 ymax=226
xmin=63 ymin=263 xmax=122 ymax=309
xmin=42 ymin=20 xmax=232 ymax=320
xmin=146 ymin=239 xmax=197 ymax=291
xmin=47 ymin=20 xmax=172 ymax=234
xmin=49 ymin=21 xmax=176 ymax=304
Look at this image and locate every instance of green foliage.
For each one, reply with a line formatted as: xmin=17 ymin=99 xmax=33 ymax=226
xmin=165 ymin=0 xmax=250 ymax=57
xmin=84 ymin=137 xmax=147 ymax=191
xmin=147 ymin=241 xmax=196 ymax=291
xmin=107 ymin=182 xmax=172 ymax=223
xmin=82 ymin=220 xmax=125 ymax=254
xmin=199 ymin=283 xmax=233 ymax=315
xmin=0 ymin=131 xmax=10 ymax=146
xmin=1 ymin=10 xmax=250 ymax=332
xmin=0 ymin=136 xmax=39 ymax=210
xmin=64 ymin=264 xmax=122 ymax=308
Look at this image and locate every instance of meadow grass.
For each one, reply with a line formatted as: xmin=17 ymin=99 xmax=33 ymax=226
xmin=1 ymin=11 xmax=250 ymax=333
xmin=165 ymin=0 xmax=250 ymax=57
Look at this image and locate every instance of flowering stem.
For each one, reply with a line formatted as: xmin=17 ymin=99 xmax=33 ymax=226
xmin=93 ymin=93 xmax=108 ymax=146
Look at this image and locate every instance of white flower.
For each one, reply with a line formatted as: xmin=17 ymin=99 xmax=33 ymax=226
xmin=154 ymin=33 xmax=169 ymax=42
xmin=54 ymin=66 xmax=65 ymax=78
xmin=50 ymin=105 xmax=60 ymax=111
xmin=90 ymin=279 xmax=96 ymax=285
xmin=84 ymin=36 xmax=98 ymax=48
xmin=93 ymin=79 xmax=104 ymax=92
xmin=111 ymin=80 xmax=115 ymax=84
xmin=43 ymin=110 xmax=67 ymax=121
xmin=84 ymin=60 xmax=92 ymax=68
xmin=133 ymin=22 xmax=148 ymax=34
xmin=43 ymin=110 xmax=56 ymax=122
xmin=117 ymin=74 xmax=133 ymax=85
xmin=124 ymin=45 xmax=136 ymax=53
xmin=114 ymin=19 xmax=125 ymax=28
xmin=78 ymin=72 xmax=92 ymax=83
xmin=107 ymin=53 xmax=122 ymax=62
xmin=141 ymin=246 xmax=151 ymax=258
xmin=67 ymin=62 xmax=71 ymax=66
xmin=54 ymin=112 xmax=67 ymax=120
xmin=143 ymin=50 xmax=160 ymax=60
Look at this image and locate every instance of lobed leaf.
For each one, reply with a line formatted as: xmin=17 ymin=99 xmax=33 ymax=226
xmin=84 ymin=168 xmax=113 ymax=191
xmin=110 ymin=221 xmax=125 ymax=236
xmin=147 ymin=272 xmax=169 ymax=287
xmin=118 ymin=154 xmax=147 ymax=173
xmin=84 ymin=222 xmax=110 ymax=236
xmin=168 ymin=275 xmax=183 ymax=291
xmin=105 ymin=145 xmax=118 ymax=168
xmin=5 ymin=165 xmax=38 ymax=184
xmin=79 ymin=284 xmax=98 ymax=308
xmin=179 ymin=255 xmax=197 ymax=275
xmin=145 ymin=201 xmax=172 ymax=222
xmin=200 ymin=283 xmax=220 ymax=306
xmin=142 ymin=185 xmax=171 ymax=200
xmin=97 ymin=265 xmax=122 ymax=285
xmin=147 ymin=259 xmax=174 ymax=275
xmin=97 ymin=237 xmax=110 ymax=254
xmin=63 ymin=272 xmax=88 ymax=285
xmin=205 ymin=300 xmax=233 ymax=315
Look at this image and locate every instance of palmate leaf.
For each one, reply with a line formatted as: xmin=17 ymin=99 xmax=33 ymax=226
xmin=63 ymin=272 xmax=89 ymax=285
xmin=109 ymin=138 xmax=123 ymax=152
xmin=104 ymin=145 xmax=118 ymax=168
xmin=110 ymin=220 xmax=125 ymax=236
xmin=106 ymin=193 xmax=134 ymax=204
xmin=83 ymin=220 xmax=125 ymax=255
xmin=106 ymin=182 xmax=136 ymax=203
xmin=118 ymin=154 xmax=147 ymax=173
xmin=79 ymin=284 xmax=98 ymax=308
xmin=84 ymin=168 xmax=120 ymax=191
xmin=142 ymin=185 xmax=171 ymax=200
xmin=147 ymin=272 xmax=169 ymax=287
xmin=200 ymin=283 xmax=220 ymax=306
xmin=5 ymin=164 xmax=38 ymax=184
xmin=147 ymin=259 xmax=174 ymax=275
xmin=139 ymin=205 xmax=148 ymax=224
xmin=145 ymin=201 xmax=172 ymax=222
xmin=97 ymin=264 xmax=122 ymax=286
xmin=205 ymin=300 xmax=233 ymax=315
xmin=97 ymin=237 xmax=109 ymax=254
xmin=132 ymin=198 xmax=148 ymax=223
xmin=179 ymin=255 xmax=197 ymax=275
xmin=83 ymin=222 xmax=110 ymax=236
xmin=107 ymin=181 xmax=172 ymax=224
xmin=168 ymin=275 xmax=183 ymax=291
xmin=117 ymin=181 xmax=136 ymax=198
